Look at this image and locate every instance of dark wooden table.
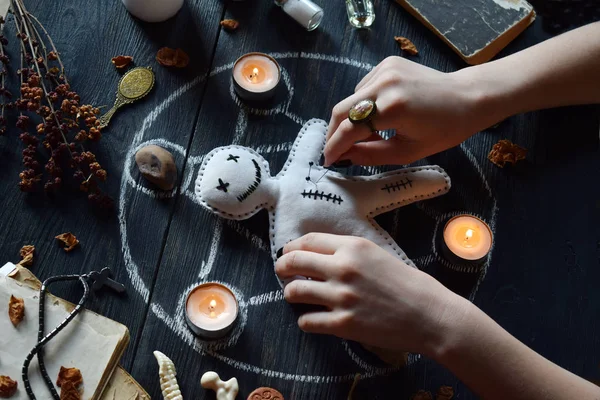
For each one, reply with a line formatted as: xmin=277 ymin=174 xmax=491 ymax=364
xmin=1 ymin=0 xmax=599 ymax=399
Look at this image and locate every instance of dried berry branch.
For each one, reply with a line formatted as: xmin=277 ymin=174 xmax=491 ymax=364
xmin=5 ymin=0 xmax=113 ymax=209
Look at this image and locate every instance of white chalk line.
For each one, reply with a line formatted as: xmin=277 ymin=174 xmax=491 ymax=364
xmin=119 ymin=75 xmax=203 ymax=302
xmin=249 ymin=289 xmax=284 ymax=306
xmin=121 ymin=53 xmax=495 ymax=382
xmin=198 ymin=218 xmax=223 ymax=279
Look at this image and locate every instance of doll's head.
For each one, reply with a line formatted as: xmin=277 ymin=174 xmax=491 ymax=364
xmin=195 ymin=146 xmax=271 ymax=219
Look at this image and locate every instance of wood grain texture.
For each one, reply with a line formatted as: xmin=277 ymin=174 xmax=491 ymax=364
xmin=0 ymin=0 xmax=599 ymax=399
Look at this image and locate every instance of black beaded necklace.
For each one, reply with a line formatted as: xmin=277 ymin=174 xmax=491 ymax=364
xmin=21 ymin=267 xmax=125 ymax=400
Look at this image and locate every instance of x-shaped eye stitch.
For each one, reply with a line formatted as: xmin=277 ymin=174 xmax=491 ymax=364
xmin=216 ymin=178 xmax=230 ymax=192
xmin=227 ymin=154 xmax=240 ymax=162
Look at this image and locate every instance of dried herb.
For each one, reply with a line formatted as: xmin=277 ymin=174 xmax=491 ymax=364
xmin=2 ymin=0 xmax=113 ymax=209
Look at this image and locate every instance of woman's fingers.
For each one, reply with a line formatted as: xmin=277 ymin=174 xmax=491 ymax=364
xmin=327 ymin=87 xmax=378 ymax=142
xmin=281 ymin=232 xmax=347 ymax=256
xmin=297 ymin=310 xmax=352 ymax=335
xmin=336 ymin=135 xmax=422 ymax=166
xmin=275 ymin=250 xmax=332 ymax=280
xmin=324 ymin=119 xmax=374 ymax=166
xmin=283 ymin=280 xmax=334 ymax=306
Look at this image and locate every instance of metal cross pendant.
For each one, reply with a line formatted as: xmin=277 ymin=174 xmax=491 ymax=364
xmin=88 ymin=267 xmax=126 ymax=293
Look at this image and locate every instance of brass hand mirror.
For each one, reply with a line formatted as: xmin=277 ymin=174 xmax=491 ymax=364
xmin=98 ymin=66 xmax=155 ymax=129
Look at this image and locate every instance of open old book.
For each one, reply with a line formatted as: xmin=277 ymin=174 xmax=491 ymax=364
xmin=0 ymin=264 xmax=148 ymax=400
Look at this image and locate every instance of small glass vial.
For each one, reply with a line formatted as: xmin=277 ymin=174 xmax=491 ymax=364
xmin=274 ymin=0 xmax=324 ymax=31
xmin=346 ymin=0 xmax=375 ymax=28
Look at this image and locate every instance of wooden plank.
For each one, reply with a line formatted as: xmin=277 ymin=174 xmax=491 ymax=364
xmin=0 ymin=0 xmax=223 ymax=374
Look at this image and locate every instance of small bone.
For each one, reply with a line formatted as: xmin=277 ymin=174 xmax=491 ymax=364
xmin=200 ymin=371 xmax=238 ymax=400
xmin=154 ymin=351 xmax=183 ymax=400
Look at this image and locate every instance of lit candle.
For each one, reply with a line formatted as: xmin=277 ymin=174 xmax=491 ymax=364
xmin=232 ymin=53 xmax=280 ymax=102
xmin=185 ymin=283 xmax=238 ymax=339
xmin=440 ymin=214 xmax=493 ymax=270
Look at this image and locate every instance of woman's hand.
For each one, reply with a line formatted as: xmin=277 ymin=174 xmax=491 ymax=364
xmin=275 ymin=233 xmax=468 ymax=356
xmin=324 ymin=56 xmax=502 ymax=167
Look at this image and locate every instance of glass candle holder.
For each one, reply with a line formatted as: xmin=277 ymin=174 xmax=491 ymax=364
xmin=274 ymin=0 xmax=324 ymax=31
xmin=345 ymin=0 xmax=375 ymax=28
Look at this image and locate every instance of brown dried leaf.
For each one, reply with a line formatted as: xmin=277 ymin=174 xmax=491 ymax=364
xmin=8 ymin=295 xmax=24 ymax=327
xmin=220 ymin=19 xmax=239 ymax=31
xmin=411 ymin=390 xmax=433 ymax=400
xmin=55 ymin=232 xmax=79 ymax=252
xmin=394 ymin=36 xmax=418 ymax=55
xmin=57 ymin=366 xmax=83 ymax=388
xmin=488 ymin=139 xmax=527 ymax=168
xmin=111 ymin=55 xmax=133 ymax=69
xmin=18 ymin=244 xmax=34 ymax=266
xmin=59 ymin=381 xmax=81 ymax=400
xmin=436 ymin=386 xmax=454 ymax=400
xmin=0 ymin=375 xmax=17 ymax=398
xmin=156 ymin=47 xmax=189 ymax=68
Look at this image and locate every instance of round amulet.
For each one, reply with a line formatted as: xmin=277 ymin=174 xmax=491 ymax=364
xmin=248 ymin=387 xmax=284 ymax=400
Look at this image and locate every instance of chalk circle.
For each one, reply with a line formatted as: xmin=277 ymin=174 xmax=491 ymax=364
xmin=120 ymin=52 xmax=497 ymax=383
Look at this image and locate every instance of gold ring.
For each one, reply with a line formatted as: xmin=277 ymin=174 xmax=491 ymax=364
xmin=348 ymin=99 xmax=377 ymax=132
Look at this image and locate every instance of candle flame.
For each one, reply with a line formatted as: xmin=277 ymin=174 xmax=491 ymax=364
xmin=465 ymin=229 xmax=473 ymax=241
xmin=209 ymin=299 xmax=217 ymax=310
xmin=249 ymin=67 xmax=260 ymax=83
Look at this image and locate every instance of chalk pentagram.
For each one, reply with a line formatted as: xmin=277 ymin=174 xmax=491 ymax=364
xmin=119 ymin=53 xmax=498 ymax=383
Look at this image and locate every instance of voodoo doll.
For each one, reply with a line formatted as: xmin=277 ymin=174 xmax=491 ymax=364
xmin=195 ymin=119 xmax=451 ymax=280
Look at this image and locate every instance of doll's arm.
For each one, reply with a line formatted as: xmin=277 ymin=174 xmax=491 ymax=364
xmin=346 ymin=166 xmax=451 ymax=216
xmin=278 ymin=119 xmax=328 ymax=175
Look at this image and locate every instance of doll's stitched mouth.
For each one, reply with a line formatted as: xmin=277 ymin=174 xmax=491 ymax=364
xmin=237 ymin=159 xmax=262 ymax=202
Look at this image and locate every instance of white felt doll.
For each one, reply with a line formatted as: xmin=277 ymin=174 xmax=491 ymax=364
xmin=195 ymin=119 xmax=451 ymax=280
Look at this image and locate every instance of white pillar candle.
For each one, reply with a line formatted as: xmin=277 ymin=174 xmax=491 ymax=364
xmin=443 ymin=215 xmax=493 ymax=261
xmin=232 ymin=53 xmax=281 ymax=101
xmin=185 ymin=283 xmax=238 ymax=338
xmin=121 ymin=0 xmax=184 ymax=22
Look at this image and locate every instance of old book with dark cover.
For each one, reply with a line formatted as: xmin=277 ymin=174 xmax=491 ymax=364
xmin=395 ymin=0 xmax=536 ymax=64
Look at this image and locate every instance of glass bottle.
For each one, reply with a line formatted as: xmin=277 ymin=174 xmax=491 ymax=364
xmin=346 ymin=0 xmax=375 ymax=28
xmin=274 ymin=0 xmax=324 ymax=31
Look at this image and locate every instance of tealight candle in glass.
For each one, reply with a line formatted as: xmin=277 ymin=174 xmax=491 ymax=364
xmin=274 ymin=0 xmax=324 ymax=31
